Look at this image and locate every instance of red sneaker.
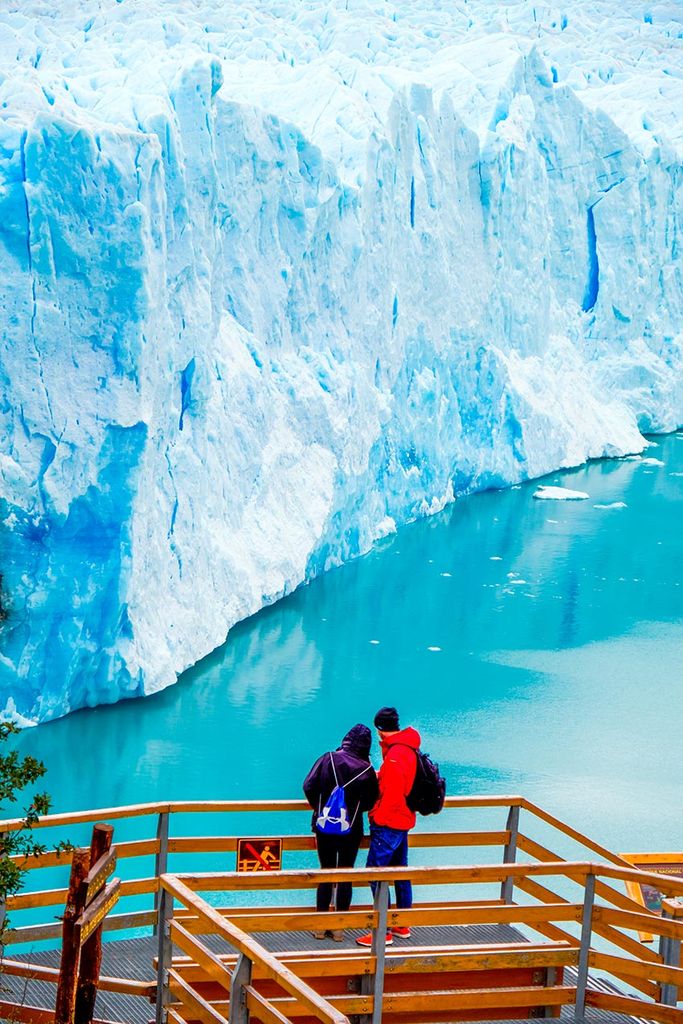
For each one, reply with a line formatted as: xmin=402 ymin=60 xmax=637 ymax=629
xmin=390 ymin=926 xmax=411 ymax=938
xmin=355 ymin=931 xmax=393 ymax=947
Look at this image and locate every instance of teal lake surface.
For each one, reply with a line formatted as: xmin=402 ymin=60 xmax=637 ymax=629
xmin=13 ymin=433 xmax=683 ymax=855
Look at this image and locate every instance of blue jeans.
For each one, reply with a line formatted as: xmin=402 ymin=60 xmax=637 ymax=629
xmin=366 ymin=824 xmax=413 ymax=909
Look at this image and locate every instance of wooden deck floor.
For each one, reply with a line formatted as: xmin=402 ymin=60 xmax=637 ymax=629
xmin=1 ymin=924 xmax=652 ymax=1024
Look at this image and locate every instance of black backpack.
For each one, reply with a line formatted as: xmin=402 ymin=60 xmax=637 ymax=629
xmin=391 ymin=744 xmax=446 ymax=816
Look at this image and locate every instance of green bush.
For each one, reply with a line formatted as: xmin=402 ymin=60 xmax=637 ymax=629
xmin=0 ymin=722 xmax=53 ymax=939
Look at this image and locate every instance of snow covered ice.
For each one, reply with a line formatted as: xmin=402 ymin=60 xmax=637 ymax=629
xmin=1 ymin=1 xmax=683 ymax=722
xmin=533 ymin=486 xmax=590 ymax=501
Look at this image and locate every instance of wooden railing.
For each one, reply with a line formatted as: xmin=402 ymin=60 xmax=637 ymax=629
xmin=1 ymin=795 xmax=682 ymax=1023
xmin=158 ymin=861 xmax=683 ymax=1024
xmin=0 ymin=795 xmax=526 ymax=944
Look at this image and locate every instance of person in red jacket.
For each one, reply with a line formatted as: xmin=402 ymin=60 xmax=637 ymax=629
xmin=356 ymin=706 xmax=420 ymax=947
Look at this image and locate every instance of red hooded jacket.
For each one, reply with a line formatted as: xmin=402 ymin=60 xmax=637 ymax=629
xmin=370 ymin=726 xmax=421 ymax=831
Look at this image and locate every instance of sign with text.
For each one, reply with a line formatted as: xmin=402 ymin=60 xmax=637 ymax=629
xmin=76 ymin=878 xmax=121 ymax=945
xmin=237 ymin=838 xmax=283 ymax=872
xmin=621 ymin=853 xmax=683 ymax=941
xmin=83 ymin=848 xmax=117 ymax=905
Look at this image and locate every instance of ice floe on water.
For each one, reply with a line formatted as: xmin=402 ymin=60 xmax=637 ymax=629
xmin=594 ymin=502 xmax=627 ymax=510
xmin=533 ymin=486 xmax=590 ymax=501
xmin=640 ymin=457 xmax=665 ymax=467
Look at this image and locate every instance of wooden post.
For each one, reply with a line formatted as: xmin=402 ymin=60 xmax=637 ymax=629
xmin=229 ymin=952 xmax=252 ymax=1024
xmin=0 ymin=830 xmax=6 ymax=956
xmin=574 ymin=872 xmax=595 ymax=1024
xmin=501 ymin=804 xmax=520 ymax=903
xmin=55 ymin=848 xmax=90 ymax=1024
xmin=660 ymin=908 xmax=681 ymax=1006
xmin=74 ymin=824 xmax=114 ymax=1024
xmin=153 ymin=812 xmax=170 ymax=937
xmin=155 ymin=884 xmax=174 ymax=1024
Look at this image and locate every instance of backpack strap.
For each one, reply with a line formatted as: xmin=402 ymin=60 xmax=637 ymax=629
xmin=345 ymin=763 xmax=371 ymax=786
xmin=344 ymin=763 xmax=372 ymax=829
xmin=329 ymin=751 xmax=340 ymax=788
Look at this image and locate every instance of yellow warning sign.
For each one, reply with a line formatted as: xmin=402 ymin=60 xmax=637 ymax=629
xmin=236 ymin=838 xmax=283 ymax=872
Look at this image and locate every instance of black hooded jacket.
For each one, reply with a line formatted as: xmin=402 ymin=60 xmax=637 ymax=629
xmin=303 ymin=724 xmax=379 ymax=837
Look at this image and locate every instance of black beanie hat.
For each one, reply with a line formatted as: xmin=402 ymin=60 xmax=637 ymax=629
xmin=374 ymin=706 xmax=400 ymax=731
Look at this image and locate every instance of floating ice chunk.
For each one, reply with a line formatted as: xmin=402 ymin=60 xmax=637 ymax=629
xmin=594 ymin=501 xmax=627 ymax=509
xmin=427 ymin=646 xmax=442 ymax=652
xmin=508 ymin=579 xmax=528 ymax=585
xmin=640 ymin=457 xmax=664 ymax=466
xmin=490 ymin=556 xmax=503 ymax=561
xmin=369 ymin=639 xmax=380 ymax=645
xmin=670 ymin=472 xmax=683 ymax=477
xmin=533 ymin=486 xmax=589 ymax=501
xmin=375 ymin=516 xmax=397 ymax=539
xmin=440 ymin=572 xmax=452 ymax=578
xmin=621 ymin=455 xmax=642 ymax=461
xmin=547 ymin=519 xmax=559 ymax=524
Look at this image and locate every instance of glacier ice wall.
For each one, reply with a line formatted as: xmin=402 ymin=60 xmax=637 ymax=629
xmin=1 ymin=1 xmax=682 ymax=722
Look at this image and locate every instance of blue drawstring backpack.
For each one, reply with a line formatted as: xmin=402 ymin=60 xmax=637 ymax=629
xmin=316 ymin=753 xmax=370 ymax=835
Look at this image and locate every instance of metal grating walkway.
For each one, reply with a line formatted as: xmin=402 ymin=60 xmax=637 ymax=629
xmin=1 ymin=925 xmax=654 ymax=1024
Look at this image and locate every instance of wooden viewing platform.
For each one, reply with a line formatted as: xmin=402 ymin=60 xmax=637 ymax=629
xmin=1 ymin=796 xmax=682 ymax=1024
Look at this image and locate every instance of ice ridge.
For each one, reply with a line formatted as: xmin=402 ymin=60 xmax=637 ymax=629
xmin=1 ymin=2 xmax=682 ymax=721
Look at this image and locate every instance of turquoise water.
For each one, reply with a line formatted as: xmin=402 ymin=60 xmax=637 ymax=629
xmin=12 ymin=434 xmax=683 ymax=855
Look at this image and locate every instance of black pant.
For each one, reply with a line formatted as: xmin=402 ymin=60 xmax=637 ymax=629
xmin=315 ymin=830 xmax=362 ymax=912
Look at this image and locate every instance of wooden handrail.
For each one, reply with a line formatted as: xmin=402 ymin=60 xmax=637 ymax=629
xmin=0 ymin=959 xmax=155 ymax=997
xmin=663 ymin=897 xmax=683 ymax=919
xmin=520 ymin=799 xmax=636 ymax=868
xmin=594 ymin=904 xmax=683 ymax=940
xmin=0 ymin=794 xmax=525 ymax=832
xmin=170 ymin=901 xmax=583 ymax=937
xmin=5 ymin=828 xmax=511 ymax=876
xmin=597 ymin=863 xmax=683 ymax=898
xmin=590 ymin=950 xmax=683 ymax=987
xmin=8 ymin=876 xmax=156 ymax=910
xmin=0 ymin=802 xmax=171 ymax=831
xmin=168 ymin=859 xmax=594 ymax=891
xmin=586 ymin=989 xmax=683 ymax=1024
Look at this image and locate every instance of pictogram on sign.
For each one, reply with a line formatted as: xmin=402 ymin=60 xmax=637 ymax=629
xmin=236 ymin=838 xmax=283 ymax=872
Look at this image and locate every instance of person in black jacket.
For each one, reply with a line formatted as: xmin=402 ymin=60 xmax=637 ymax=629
xmin=303 ymin=724 xmax=378 ymax=940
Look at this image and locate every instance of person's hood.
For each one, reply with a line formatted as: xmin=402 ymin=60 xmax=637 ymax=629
xmin=340 ymin=723 xmax=372 ymax=759
xmin=381 ymin=725 xmax=421 ymax=753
